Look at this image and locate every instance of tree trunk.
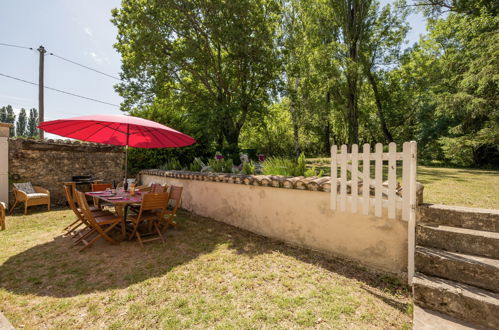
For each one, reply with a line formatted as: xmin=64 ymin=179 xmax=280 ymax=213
xmin=289 ymin=78 xmax=301 ymax=158
xmin=367 ymin=70 xmax=393 ymax=142
xmin=323 ymin=92 xmax=332 ymax=154
xmin=346 ymin=81 xmax=359 ymax=147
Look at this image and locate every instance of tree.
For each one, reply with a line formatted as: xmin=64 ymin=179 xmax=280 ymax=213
xmin=361 ymin=1 xmax=410 ymax=143
xmin=0 ymin=105 xmax=16 ymax=136
xmin=112 ymin=0 xmax=281 ymax=156
xmin=16 ymin=108 xmax=27 ymax=137
xmin=27 ymin=108 xmax=39 ymax=137
xmin=332 ymin=0 xmax=373 ymax=146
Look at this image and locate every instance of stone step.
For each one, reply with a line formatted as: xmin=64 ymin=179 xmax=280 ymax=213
xmin=416 ymin=224 xmax=499 ymax=258
xmin=413 ymin=305 xmax=488 ymax=330
xmin=420 ymin=204 xmax=499 ymax=233
xmin=415 ymin=246 xmax=499 ymax=293
xmin=413 ymin=273 xmax=499 ymax=329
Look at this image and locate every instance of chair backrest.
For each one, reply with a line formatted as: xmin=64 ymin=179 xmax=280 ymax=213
xmin=64 ymin=182 xmax=76 ymax=199
xmin=75 ymin=191 xmax=99 ymax=228
xmin=168 ymin=186 xmax=183 ymax=212
xmin=13 ymin=182 xmax=36 ymax=194
xmin=136 ymin=192 xmax=169 ymax=223
xmin=139 ymin=192 xmax=169 ymax=212
xmin=64 ymin=186 xmax=88 ymax=224
xmin=63 ymin=184 xmax=78 ymax=212
xmin=92 ymin=183 xmax=112 ymax=192
xmin=150 ymin=183 xmax=166 ymax=193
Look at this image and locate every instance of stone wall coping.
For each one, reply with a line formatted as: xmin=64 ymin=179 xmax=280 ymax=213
xmin=9 ymin=137 xmax=124 ymax=152
xmin=140 ymin=169 xmax=333 ymax=192
xmin=0 ymin=123 xmax=12 ymax=128
xmin=141 ymin=169 xmax=427 ymax=202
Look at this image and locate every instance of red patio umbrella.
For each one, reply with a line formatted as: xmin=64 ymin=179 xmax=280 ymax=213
xmin=38 ymin=114 xmax=195 ymax=183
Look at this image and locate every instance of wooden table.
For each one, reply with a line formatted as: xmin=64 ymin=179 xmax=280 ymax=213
xmin=85 ymin=190 xmax=142 ymax=237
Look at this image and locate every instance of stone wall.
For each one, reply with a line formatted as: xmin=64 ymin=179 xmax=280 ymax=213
xmin=140 ymin=169 xmax=409 ymax=275
xmin=8 ymin=138 xmax=125 ymax=205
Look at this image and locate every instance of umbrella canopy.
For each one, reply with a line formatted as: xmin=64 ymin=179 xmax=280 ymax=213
xmin=38 ymin=114 xmax=195 ymax=148
xmin=38 ymin=114 xmax=195 ymax=184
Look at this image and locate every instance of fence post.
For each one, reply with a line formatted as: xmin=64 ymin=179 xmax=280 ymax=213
xmin=388 ymin=142 xmax=397 ymax=219
xmin=362 ymin=144 xmax=370 ymax=215
xmin=408 ymin=141 xmax=417 ymax=285
xmin=340 ymin=145 xmax=347 ymax=211
xmin=331 ymin=145 xmax=337 ymax=210
xmin=374 ymin=143 xmax=383 ymax=217
xmin=351 ymin=144 xmax=358 ymax=213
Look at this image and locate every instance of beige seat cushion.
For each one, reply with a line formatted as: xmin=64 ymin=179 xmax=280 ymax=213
xmin=26 ymin=193 xmax=49 ymax=199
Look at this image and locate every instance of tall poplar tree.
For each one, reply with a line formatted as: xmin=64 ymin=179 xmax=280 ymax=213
xmin=27 ymin=108 xmax=39 ymax=137
xmin=16 ymin=108 xmax=27 ymax=137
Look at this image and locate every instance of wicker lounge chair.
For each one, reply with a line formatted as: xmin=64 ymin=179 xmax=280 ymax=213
xmin=10 ymin=182 xmax=50 ymax=215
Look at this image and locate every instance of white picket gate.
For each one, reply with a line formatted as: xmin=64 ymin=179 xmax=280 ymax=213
xmin=330 ymin=141 xmax=417 ymax=284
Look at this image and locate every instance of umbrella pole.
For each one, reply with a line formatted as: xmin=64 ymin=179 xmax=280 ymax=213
xmin=124 ymin=145 xmax=128 ymax=183
xmin=124 ymin=125 xmax=129 ymax=184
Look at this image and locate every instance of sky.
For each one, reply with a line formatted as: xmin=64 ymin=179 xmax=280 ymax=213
xmin=0 ymin=0 xmax=427 ymax=137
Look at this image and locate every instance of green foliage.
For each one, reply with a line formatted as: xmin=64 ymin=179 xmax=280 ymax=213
xmin=262 ymin=157 xmax=295 ymax=176
xmin=160 ymin=159 xmax=182 ymax=171
xmin=0 ymin=105 xmax=16 ymax=136
xmin=188 ymin=158 xmax=204 ymax=172
xmin=16 ymin=108 xmax=27 ymax=137
xmin=112 ymin=0 xmax=282 ymax=152
xmin=27 ymin=108 xmax=38 ymax=137
xmin=115 ymin=0 xmax=497 ymax=169
xmin=207 ymin=158 xmax=233 ymax=173
xmin=262 ymin=152 xmax=307 ymax=176
xmin=304 ymin=166 xmax=323 ymax=178
xmin=241 ymin=161 xmax=256 ymax=175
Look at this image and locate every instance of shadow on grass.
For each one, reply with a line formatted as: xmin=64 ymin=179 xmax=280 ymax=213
xmin=0 ymin=211 xmax=408 ymax=312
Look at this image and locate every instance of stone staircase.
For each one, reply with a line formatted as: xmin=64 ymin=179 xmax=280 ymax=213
xmin=413 ymin=204 xmax=499 ymax=329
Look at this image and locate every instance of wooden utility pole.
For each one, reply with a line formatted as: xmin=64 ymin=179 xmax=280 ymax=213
xmin=37 ymin=45 xmax=46 ymax=139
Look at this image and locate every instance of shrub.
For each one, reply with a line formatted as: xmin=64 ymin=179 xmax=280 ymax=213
xmin=188 ymin=158 xmax=204 ymax=171
xmin=262 ymin=152 xmax=307 ymax=176
xmin=208 ymin=158 xmax=233 ymax=173
xmin=159 ymin=158 xmax=182 ymax=170
xmin=242 ymin=161 xmax=256 ymax=175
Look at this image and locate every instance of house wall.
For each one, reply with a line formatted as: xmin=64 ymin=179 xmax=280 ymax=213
xmin=140 ymin=170 xmax=409 ymax=275
xmin=0 ymin=124 xmax=10 ymax=205
xmin=8 ymin=138 xmax=125 ymax=205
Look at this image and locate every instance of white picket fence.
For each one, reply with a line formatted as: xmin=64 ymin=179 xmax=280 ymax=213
xmin=330 ymin=141 xmax=417 ymax=284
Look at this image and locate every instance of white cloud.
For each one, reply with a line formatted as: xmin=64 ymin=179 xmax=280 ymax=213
xmin=84 ymin=27 xmax=93 ymax=37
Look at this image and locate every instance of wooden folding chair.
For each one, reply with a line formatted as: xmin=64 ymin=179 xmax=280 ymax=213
xmin=128 ymin=192 xmax=169 ymax=247
xmin=150 ymin=183 xmax=167 ymax=193
xmin=0 ymin=202 xmax=6 ymax=230
xmin=91 ymin=183 xmax=113 ymax=209
xmin=75 ymin=191 xmax=123 ymax=251
xmin=162 ymin=186 xmax=183 ymax=228
xmin=62 ymin=184 xmax=110 ymax=238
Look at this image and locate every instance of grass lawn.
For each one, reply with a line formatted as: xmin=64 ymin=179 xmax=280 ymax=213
xmin=0 ymin=209 xmax=411 ymax=329
xmin=307 ymin=158 xmax=499 ymax=209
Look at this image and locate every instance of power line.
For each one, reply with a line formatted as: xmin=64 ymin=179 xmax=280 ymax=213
xmin=0 ymin=42 xmax=121 ymax=81
xmin=0 ymin=42 xmax=34 ymax=51
xmin=0 ymin=72 xmax=120 ymax=108
xmin=49 ymin=52 xmax=122 ymax=80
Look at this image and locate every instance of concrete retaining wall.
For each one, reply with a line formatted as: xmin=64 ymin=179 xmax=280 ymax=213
xmin=140 ymin=170 xmax=409 ymax=275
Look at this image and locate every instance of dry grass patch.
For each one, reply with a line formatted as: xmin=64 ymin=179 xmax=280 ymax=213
xmin=0 ymin=209 xmax=411 ymax=329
